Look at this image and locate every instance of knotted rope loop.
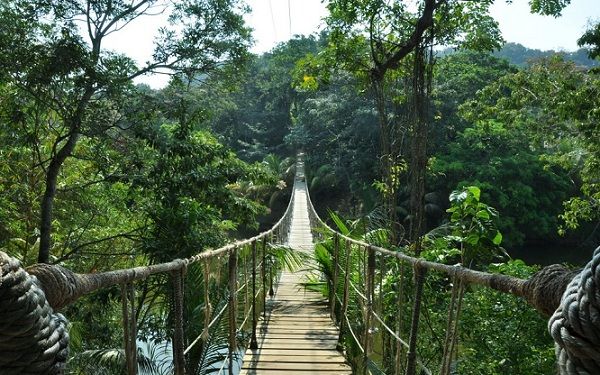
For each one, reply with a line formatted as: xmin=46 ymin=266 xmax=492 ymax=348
xmin=523 ymin=264 xmax=581 ymax=317
xmin=549 ymin=245 xmax=600 ymax=374
xmin=26 ymin=263 xmax=79 ymax=310
xmin=0 ymin=252 xmax=69 ymax=374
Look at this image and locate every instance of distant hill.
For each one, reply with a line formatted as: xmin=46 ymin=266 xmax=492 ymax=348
xmin=493 ymin=42 xmax=599 ymax=68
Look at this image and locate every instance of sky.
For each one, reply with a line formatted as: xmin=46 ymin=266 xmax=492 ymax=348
xmin=103 ymin=0 xmax=600 ymax=88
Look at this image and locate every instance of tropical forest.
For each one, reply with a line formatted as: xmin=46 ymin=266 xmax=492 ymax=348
xmin=0 ymin=0 xmax=599 ymax=374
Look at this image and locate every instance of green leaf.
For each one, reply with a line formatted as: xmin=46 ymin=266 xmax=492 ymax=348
xmin=329 ymin=210 xmax=351 ymax=236
xmin=467 ymin=186 xmax=481 ymax=201
xmin=492 ymin=231 xmax=503 ymax=245
xmin=465 ymin=233 xmax=480 ymax=245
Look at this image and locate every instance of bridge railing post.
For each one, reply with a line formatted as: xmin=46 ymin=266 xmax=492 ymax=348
xmin=250 ymin=240 xmax=258 ymax=350
xmin=268 ymin=233 xmax=274 ymax=298
xmin=330 ymin=233 xmax=340 ymax=322
xmin=172 ymin=266 xmax=187 ymax=375
xmin=262 ymin=236 xmax=268 ymax=318
xmin=228 ymin=247 xmax=238 ymax=374
xmin=337 ymin=239 xmax=352 ymax=352
xmin=121 ymin=282 xmax=137 ymax=375
xmin=405 ymin=262 xmax=426 ymax=375
xmin=171 ymin=267 xmax=185 ymax=375
xmin=363 ymin=245 xmax=376 ymax=374
xmin=202 ymin=258 xmax=211 ymax=345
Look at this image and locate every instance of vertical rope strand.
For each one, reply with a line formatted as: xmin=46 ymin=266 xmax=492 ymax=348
xmin=262 ymin=237 xmax=267 ymax=319
xmin=128 ymin=284 xmax=137 ymax=374
xmin=440 ymin=275 xmax=460 ymax=375
xmin=395 ymin=258 xmax=406 ymax=374
xmin=202 ymin=259 xmax=211 ymax=342
xmin=121 ymin=282 xmax=137 ymax=375
xmin=172 ymin=266 xmax=186 ymax=375
xmin=331 ymin=233 xmax=340 ymax=322
xmin=363 ymin=246 xmax=376 ymax=373
xmin=337 ymin=239 xmax=352 ymax=352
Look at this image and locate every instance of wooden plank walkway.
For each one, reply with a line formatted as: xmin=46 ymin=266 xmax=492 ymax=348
xmin=240 ymin=179 xmax=352 ymax=374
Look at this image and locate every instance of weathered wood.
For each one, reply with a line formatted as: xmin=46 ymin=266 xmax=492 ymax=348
xmin=242 ymin=362 xmax=351 ymax=370
xmin=243 ymin=354 xmax=346 ymax=363
xmin=240 ymin=180 xmax=351 ymax=374
xmin=242 ymin=372 xmax=351 ymax=375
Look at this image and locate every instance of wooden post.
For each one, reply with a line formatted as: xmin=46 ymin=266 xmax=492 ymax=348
xmin=337 ymin=240 xmax=352 ymax=352
xmin=244 ymin=245 xmax=249 ymax=316
xmin=250 ymin=240 xmax=258 ymax=350
xmin=172 ymin=268 xmax=186 ymax=375
xmin=121 ymin=283 xmax=137 ymax=375
xmin=262 ymin=236 xmax=267 ymax=319
xmin=330 ymin=233 xmax=340 ymax=321
xmin=405 ymin=264 xmax=426 ymax=375
xmin=395 ymin=258 xmax=406 ymax=375
xmin=202 ymin=259 xmax=211 ymax=344
xmin=228 ymin=247 xmax=238 ymax=374
xmin=363 ymin=245 xmax=376 ymax=373
xmin=268 ymin=234 xmax=274 ymax=298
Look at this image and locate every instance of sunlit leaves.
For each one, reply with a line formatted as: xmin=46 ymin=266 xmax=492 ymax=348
xmin=528 ymin=0 xmax=571 ymax=16
xmin=578 ymin=21 xmax=600 ymax=60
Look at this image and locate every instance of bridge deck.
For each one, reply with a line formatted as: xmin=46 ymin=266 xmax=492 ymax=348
xmin=240 ymin=180 xmax=352 ymax=374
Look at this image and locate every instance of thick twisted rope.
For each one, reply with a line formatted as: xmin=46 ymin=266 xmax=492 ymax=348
xmin=549 ymin=245 xmax=600 ymax=374
xmin=0 ymin=252 xmax=69 ymax=374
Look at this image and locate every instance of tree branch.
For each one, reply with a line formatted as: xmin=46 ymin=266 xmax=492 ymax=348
xmin=373 ymin=0 xmax=440 ymax=79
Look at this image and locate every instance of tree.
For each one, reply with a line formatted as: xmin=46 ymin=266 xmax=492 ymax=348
xmin=430 ymin=118 xmax=573 ymax=248
xmin=0 ymin=0 xmax=251 ymax=263
xmin=578 ymin=21 xmax=600 ymax=60
xmin=461 ymin=56 xmax=600 ymax=239
xmin=431 ymin=51 xmax=516 ymax=150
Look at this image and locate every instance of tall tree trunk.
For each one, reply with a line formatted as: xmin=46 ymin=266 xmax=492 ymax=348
xmin=38 ymin=131 xmax=80 ymax=263
xmin=37 ymin=86 xmax=95 ymax=263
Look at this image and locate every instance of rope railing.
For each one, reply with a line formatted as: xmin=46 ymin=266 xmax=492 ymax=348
xmin=302 ymin=159 xmax=600 ymax=374
xmin=0 ymin=165 xmax=298 ymax=374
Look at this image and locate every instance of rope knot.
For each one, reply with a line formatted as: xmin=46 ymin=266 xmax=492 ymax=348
xmin=27 ymin=263 xmax=79 ymax=310
xmin=1 ymin=252 xmax=69 ymax=374
xmin=522 ymin=264 xmax=580 ymax=317
xmin=549 ymin=245 xmax=600 ymax=374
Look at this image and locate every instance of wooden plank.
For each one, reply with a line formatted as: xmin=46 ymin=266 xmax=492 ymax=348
xmin=256 ymin=342 xmax=337 ymax=350
xmin=242 ymin=362 xmax=351 ymax=371
xmin=244 ymin=348 xmax=342 ymax=356
xmin=241 ymin=372 xmax=351 ymax=375
xmin=262 ymin=333 xmax=339 ymax=340
xmin=242 ymin=354 xmax=346 ymax=363
xmin=265 ymin=316 xmax=332 ymax=321
xmin=258 ymin=339 xmax=339 ymax=346
xmin=262 ymin=324 xmax=335 ymax=330
xmin=264 ymin=313 xmax=330 ymax=318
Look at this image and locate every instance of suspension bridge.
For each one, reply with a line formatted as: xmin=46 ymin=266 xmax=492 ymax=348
xmin=1 ymin=156 xmax=599 ymax=374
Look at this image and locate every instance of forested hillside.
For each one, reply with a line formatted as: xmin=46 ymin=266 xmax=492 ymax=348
xmin=1 ymin=0 xmax=599 ymax=374
xmin=494 ymin=42 xmax=599 ymax=68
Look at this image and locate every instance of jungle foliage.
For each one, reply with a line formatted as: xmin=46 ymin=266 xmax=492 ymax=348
xmin=1 ymin=0 xmax=599 ymax=374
